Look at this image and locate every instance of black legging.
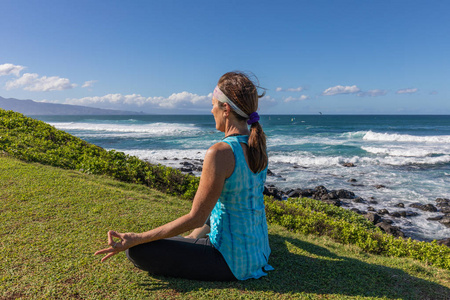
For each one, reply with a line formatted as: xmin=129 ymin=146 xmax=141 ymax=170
xmin=125 ymin=236 xmax=237 ymax=281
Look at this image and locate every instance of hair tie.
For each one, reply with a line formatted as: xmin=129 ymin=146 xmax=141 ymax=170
xmin=247 ymin=112 xmax=260 ymax=125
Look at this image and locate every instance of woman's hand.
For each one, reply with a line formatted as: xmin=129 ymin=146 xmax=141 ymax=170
xmin=94 ymin=230 xmax=140 ymax=262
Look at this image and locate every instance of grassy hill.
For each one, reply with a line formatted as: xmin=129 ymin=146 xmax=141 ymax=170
xmin=1 ymin=155 xmax=450 ymax=299
xmin=1 ymin=109 xmax=450 ymax=299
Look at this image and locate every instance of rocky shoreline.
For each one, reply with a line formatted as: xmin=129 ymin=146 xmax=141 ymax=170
xmin=176 ymin=158 xmax=450 ymax=248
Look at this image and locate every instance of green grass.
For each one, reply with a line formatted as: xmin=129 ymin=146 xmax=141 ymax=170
xmin=1 ymin=155 xmax=450 ymax=299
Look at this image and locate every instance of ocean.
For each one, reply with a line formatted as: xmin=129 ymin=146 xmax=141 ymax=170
xmin=35 ymin=114 xmax=450 ymax=241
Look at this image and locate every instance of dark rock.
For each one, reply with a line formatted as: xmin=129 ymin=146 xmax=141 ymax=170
xmin=378 ymin=209 xmax=390 ymax=215
xmin=394 ymin=203 xmax=405 ymax=208
xmin=267 ymin=169 xmax=275 ymax=176
xmin=328 ymin=192 xmax=338 ymax=200
xmin=439 ymin=216 xmax=450 ymax=228
xmin=436 ymin=198 xmax=450 ymax=205
xmin=322 ymin=199 xmax=342 ymax=207
xmin=364 ymin=213 xmax=381 ymax=224
xmin=440 ymin=206 xmax=450 ymax=214
xmin=410 ymin=203 xmax=438 ymax=212
xmin=353 ymin=197 xmax=365 ymax=203
xmin=348 ymin=178 xmax=357 ymax=182
xmin=264 ymin=185 xmax=282 ymax=200
xmin=336 ymin=189 xmax=355 ymax=199
xmin=427 ymin=215 xmax=444 ymax=221
xmin=375 ymin=221 xmax=405 ymax=238
xmin=367 ymin=206 xmax=376 ymax=212
xmin=375 ymin=184 xmax=386 ymax=189
xmin=405 ymin=211 xmax=419 ymax=217
xmin=351 ymin=208 xmax=364 ymax=215
xmin=437 ymin=238 xmax=450 ymax=248
xmin=368 ymin=199 xmax=378 ymax=204
xmin=287 ymin=189 xmax=303 ymax=198
xmin=163 ymin=157 xmax=168 ymax=160
xmin=342 ymin=162 xmax=356 ymax=167
xmin=302 ymin=189 xmax=315 ymax=198
xmin=410 ymin=203 xmax=423 ymax=209
xmin=390 ymin=212 xmax=401 ymax=218
xmin=384 ymin=219 xmax=394 ymax=224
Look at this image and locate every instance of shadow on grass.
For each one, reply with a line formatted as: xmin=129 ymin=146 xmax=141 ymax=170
xmin=138 ymin=234 xmax=450 ymax=299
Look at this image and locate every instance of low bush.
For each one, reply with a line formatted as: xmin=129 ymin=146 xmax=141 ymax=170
xmin=0 ymin=109 xmax=199 ymax=199
xmin=265 ymin=197 xmax=450 ymax=270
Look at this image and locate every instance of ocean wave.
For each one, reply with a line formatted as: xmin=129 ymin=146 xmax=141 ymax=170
xmin=340 ymin=131 xmax=369 ymax=139
xmin=269 ymin=151 xmax=450 ymax=168
xmin=361 ymin=146 xmax=449 ymax=157
xmin=269 ymin=153 xmax=360 ymax=168
xmin=379 ymin=155 xmax=450 ymax=166
xmin=50 ymin=122 xmax=203 ymax=137
xmin=363 ymin=131 xmax=450 ymax=143
xmin=267 ymin=137 xmax=347 ymax=147
xmin=117 ymin=148 xmax=207 ymax=163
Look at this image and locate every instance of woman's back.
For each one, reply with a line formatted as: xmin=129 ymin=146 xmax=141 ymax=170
xmin=209 ymin=135 xmax=272 ymax=280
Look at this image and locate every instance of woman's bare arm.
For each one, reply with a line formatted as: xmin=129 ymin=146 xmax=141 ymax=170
xmin=95 ymin=142 xmax=234 ymax=261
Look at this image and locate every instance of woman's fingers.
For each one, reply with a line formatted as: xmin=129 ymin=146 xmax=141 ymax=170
xmin=94 ymin=247 xmax=115 ymax=256
xmin=107 ymin=230 xmax=120 ymax=246
xmin=95 ymin=230 xmax=125 ymax=262
xmin=100 ymin=252 xmax=117 ymax=262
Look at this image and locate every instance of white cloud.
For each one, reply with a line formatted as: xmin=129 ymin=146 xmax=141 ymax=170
xmin=82 ymin=80 xmax=97 ymax=88
xmin=0 ymin=63 xmax=25 ymax=77
xmin=64 ymin=92 xmax=212 ymax=110
xmin=322 ymin=85 xmax=360 ymax=96
xmin=396 ymin=88 xmax=418 ymax=94
xmin=284 ymin=95 xmax=309 ymax=102
xmin=276 ymin=86 xmax=304 ymax=92
xmin=286 ymin=87 xmax=304 ymax=92
xmin=259 ymin=95 xmax=277 ymax=104
xmin=357 ymin=89 xmax=388 ymax=97
xmin=5 ymin=73 xmax=77 ymax=91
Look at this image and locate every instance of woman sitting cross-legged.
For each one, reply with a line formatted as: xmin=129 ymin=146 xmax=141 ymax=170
xmin=95 ymin=71 xmax=273 ymax=281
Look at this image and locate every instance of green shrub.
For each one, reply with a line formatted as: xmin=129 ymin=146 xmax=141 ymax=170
xmin=0 ymin=109 xmax=199 ymax=199
xmin=265 ymin=197 xmax=450 ymax=270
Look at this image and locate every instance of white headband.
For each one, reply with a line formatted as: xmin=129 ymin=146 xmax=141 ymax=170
xmin=213 ymin=86 xmax=249 ymax=118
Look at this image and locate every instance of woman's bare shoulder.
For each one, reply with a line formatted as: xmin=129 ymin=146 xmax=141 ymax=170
xmin=205 ymin=142 xmax=233 ymax=161
xmin=204 ymin=142 xmax=234 ymax=175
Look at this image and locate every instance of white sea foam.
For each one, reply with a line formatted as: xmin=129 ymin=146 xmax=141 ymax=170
xmin=340 ymin=131 xmax=369 ymax=139
xmin=361 ymin=146 xmax=448 ymax=157
xmin=268 ymin=136 xmax=347 ymax=147
xmin=117 ymin=148 xmax=207 ymax=165
xmin=269 ymin=152 xmax=361 ymax=168
xmin=50 ymin=122 xmax=203 ymax=137
xmin=363 ymin=131 xmax=450 ymax=143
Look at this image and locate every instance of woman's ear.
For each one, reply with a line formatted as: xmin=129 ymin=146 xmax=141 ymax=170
xmin=223 ymin=103 xmax=231 ymax=117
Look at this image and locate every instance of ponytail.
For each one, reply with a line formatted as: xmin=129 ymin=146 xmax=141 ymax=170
xmin=248 ymin=122 xmax=268 ymax=173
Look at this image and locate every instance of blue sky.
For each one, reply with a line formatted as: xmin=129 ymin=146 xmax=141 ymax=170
xmin=1 ymin=0 xmax=449 ymax=114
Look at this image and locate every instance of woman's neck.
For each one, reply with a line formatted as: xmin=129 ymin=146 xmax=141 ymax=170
xmin=224 ymin=120 xmax=249 ymax=138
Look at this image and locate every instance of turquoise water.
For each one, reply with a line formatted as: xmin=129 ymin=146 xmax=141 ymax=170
xmin=37 ymin=115 xmax=450 ymax=241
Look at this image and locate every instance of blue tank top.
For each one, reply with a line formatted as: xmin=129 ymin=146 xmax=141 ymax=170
xmin=209 ymin=135 xmax=273 ymax=280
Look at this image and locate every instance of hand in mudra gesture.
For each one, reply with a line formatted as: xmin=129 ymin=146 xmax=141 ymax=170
xmin=95 ymin=230 xmax=139 ymax=262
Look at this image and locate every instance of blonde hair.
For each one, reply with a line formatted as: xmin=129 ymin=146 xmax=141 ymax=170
xmin=218 ymin=71 xmax=268 ymax=173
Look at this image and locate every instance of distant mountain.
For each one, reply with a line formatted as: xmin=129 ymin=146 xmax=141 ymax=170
xmin=0 ymin=96 xmax=144 ymax=115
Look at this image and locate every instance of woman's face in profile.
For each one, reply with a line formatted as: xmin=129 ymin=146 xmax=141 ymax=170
xmin=211 ymin=97 xmax=225 ymax=132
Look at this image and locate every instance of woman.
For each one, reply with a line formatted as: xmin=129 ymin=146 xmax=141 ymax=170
xmin=95 ymin=72 xmax=272 ymax=281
